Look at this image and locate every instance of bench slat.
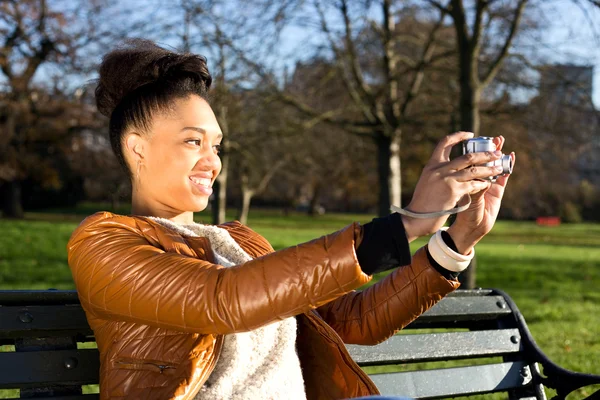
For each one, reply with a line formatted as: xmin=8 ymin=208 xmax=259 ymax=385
xmin=0 ymin=349 xmax=99 ymax=388
xmin=447 ymin=289 xmax=494 ymax=297
xmin=0 ymin=294 xmax=510 ymax=336
xmin=347 ymin=328 xmax=522 ymax=365
xmin=372 ymin=361 xmax=532 ymax=399
xmin=0 ymin=305 xmax=92 ymax=338
xmin=407 ymin=296 xmax=511 ymax=327
xmin=0 ymin=290 xmax=80 ymax=306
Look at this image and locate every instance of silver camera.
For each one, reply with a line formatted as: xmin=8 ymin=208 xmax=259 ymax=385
xmin=462 ymin=137 xmax=513 ymax=182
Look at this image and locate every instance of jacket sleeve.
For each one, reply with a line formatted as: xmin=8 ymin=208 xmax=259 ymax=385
xmin=67 ymin=215 xmax=371 ymax=335
xmin=316 ymin=246 xmax=460 ymax=345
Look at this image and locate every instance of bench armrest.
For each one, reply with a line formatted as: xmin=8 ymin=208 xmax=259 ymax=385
xmin=492 ymin=289 xmax=600 ymax=400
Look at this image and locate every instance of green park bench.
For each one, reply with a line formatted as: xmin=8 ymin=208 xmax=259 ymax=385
xmin=1 ymin=289 xmax=599 ymax=399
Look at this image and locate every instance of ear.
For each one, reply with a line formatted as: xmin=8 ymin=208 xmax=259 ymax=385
xmin=124 ymin=133 xmax=146 ymax=162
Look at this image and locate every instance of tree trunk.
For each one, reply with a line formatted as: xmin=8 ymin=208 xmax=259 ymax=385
xmin=237 ymin=189 xmax=253 ymax=225
xmin=308 ymin=181 xmax=322 ymax=216
xmin=212 ymin=35 xmax=229 ymax=225
xmin=389 ymin=130 xmax=402 ymax=210
xmin=2 ymin=181 xmax=24 ymax=219
xmin=459 ymin=85 xmax=481 ymax=136
xmin=1 ymin=101 xmax=24 ymax=219
xmin=212 ymin=142 xmax=229 ymax=225
xmin=375 ymin=131 xmax=402 ymax=217
xmin=237 ymin=168 xmax=253 ymax=225
xmin=458 ymin=86 xmax=481 ymax=289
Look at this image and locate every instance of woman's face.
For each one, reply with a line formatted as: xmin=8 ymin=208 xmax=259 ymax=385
xmin=129 ymin=95 xmax=222 ymax=215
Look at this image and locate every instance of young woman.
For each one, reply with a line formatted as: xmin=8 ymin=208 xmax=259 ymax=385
xmin=67 ymin=39 xmax=515 ymax=400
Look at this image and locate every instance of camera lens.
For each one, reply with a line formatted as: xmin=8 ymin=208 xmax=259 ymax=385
xmin=501 ymin=155 xmax=513 ymax=175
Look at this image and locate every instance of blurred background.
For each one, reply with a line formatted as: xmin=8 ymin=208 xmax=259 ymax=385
xmin=0 ymin=0 xmax=599 ymax=395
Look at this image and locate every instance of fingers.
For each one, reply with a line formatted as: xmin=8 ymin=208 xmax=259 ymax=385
xmin=465 ymin=179 xmax=492 ymax=195
xmin=431 ymin=131 xmax=474 ymax=162
xmin=493 ymin=135 xmax=504 ymax=151
xmin=447 ymin=149 xmax=502 ymax=171
xmin=454 ymin=165 xmax=504 ymax=182
xmin=469 ymin=183 xmax=491 ymax=203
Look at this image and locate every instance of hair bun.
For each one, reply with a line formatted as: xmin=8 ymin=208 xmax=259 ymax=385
xmin=95 ymin=39 xmax=212 ymax=117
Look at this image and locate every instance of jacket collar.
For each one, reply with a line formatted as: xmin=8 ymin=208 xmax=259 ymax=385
xmin=146 ymin=216 xmax=253 ymax=267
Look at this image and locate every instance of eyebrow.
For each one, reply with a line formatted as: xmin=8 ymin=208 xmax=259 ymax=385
xmin=180 ymin=127 xmax=223 ymax=140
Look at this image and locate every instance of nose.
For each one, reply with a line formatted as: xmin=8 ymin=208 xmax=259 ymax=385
xmin=203 ymin=147 xmax=221 ymax=173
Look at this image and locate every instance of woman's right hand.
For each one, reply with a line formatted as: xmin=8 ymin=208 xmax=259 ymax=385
xmin=401 ymin=131 xmax=504 ymax=242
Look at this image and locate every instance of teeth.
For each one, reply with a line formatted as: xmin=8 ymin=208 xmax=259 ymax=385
xmin=190 ymin=177 xmax=211 ymax=187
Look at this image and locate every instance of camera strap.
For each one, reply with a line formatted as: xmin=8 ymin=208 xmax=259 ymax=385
xmin=390 ymin=194 xmax=471 ymax=219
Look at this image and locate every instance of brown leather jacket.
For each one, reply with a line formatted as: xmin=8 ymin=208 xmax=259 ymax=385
xmin=67 ymin=212 xmax=460 ymax=399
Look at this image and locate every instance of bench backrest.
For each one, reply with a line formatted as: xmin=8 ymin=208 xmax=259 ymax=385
xmin=0 ymin=291 xmax=98 ymax=399
xmin=346 ymin=289 xmax=545 ymax=400
xmin=0 ymin=289 xmax=541 ymax=399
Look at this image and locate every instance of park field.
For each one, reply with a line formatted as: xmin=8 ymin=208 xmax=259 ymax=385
xmin=1 ymin=207 xmax=599 ymax=398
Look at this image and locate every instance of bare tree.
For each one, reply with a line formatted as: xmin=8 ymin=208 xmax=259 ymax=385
xmin=424 ymin=0 xmax=528 ymax=288
xmin=236 ymin=156 xmax=288 ymax=224
xmin=0 ymin=0 xmax=107 ymax=217
xmin=227 ymin=86 xmax=298 ymax=224
xmin=282 ymin=57 xmax=382 ymax=214
xmin=274 ymin=0 xmax=455 ymax=217
xmin=166 ymin=0 xmax=299 ymax=224
xmin=427 ymin=0 xmax=528 ymax=136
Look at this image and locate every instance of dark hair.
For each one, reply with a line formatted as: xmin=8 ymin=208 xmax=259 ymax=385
xmin=95 ymin=39 xmax=212 ymax=176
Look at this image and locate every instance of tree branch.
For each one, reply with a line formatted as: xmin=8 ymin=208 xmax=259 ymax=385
xmin=471 ymin=0 xmax=489 ymax=59
xmin=37 ymin=0 xmax=47 ymax=34
xmin=391 ymin=53 xmax=418 ymax=68
xmin=381 ymin=0 xmax=399 ymax=125
xmin=210 ymin=28 xmax=376 ymax=138
xmin=399 ymin=4 xmax=449 ymax=117
xmin=481 ymin=0 xmax=528 ymax=88
xmin=256 ymin=156 xmax=289 ymax=194
xmin=449 ymin=0 xmax=478 ymax=88
xmin=450 ymin=0 xmax=470 ymax=45
xmin=0 ymin=4 xmax=23 ymax=80
xmin=21 ymin=36 xmax=54 ymax=86
xmin=276 ymin=92 xmax=376 ymax=137
xmin=424 ymin=48 xmax=456 ymax=65
xmin=313 ymin=0 xmax=379 ymax=124
xmin=339 ymin=0 xmax=376 ymax=108
xmin=426 ymin=0 xmax=451 ymax=13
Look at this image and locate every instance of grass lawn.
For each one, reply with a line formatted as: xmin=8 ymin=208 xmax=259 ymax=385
xmin=1 ymin=205 xmax=599 ymax=398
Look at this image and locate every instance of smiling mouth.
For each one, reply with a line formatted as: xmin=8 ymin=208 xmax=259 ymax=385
xmin=189 ymin=176 xmax=212 ymax=188
xmin=189 ymin=176 xmax=213 ymax=196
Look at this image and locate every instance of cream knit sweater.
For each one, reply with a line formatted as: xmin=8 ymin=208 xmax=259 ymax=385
xmin=148 ymin=218 xmax=307 ymax=400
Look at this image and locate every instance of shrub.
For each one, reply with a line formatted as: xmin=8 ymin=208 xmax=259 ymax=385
xmin=560 ymin=201 xmax=583 ymax=223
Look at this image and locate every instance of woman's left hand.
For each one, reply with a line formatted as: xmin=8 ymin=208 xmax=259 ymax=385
xmin=447 ymin=136 xmax=515 ymax=254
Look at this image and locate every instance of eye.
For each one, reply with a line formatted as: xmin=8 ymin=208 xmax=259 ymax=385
xmin=185 ymin=139 xmax=202 ymax=146
xmin=213 ymin=144 xmax=222 ymax=154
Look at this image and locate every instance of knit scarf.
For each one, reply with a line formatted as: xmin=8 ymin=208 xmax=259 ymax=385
xmin=147 ymin=217 xmax=307 ymax=400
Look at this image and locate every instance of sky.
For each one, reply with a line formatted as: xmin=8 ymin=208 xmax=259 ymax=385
xmin=5 ymin=0 xmax=600 ymax=108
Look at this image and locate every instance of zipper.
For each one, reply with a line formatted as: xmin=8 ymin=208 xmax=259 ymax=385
xmin=115 ymin=359 xmax=177 ymax=374
xmin=306 ymin=310 xmax=381 ymax=395
xmin=114 ymin=336 xmax=224 ymax=400
xmin=156 ymin=364 xmax=175 ymax=374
